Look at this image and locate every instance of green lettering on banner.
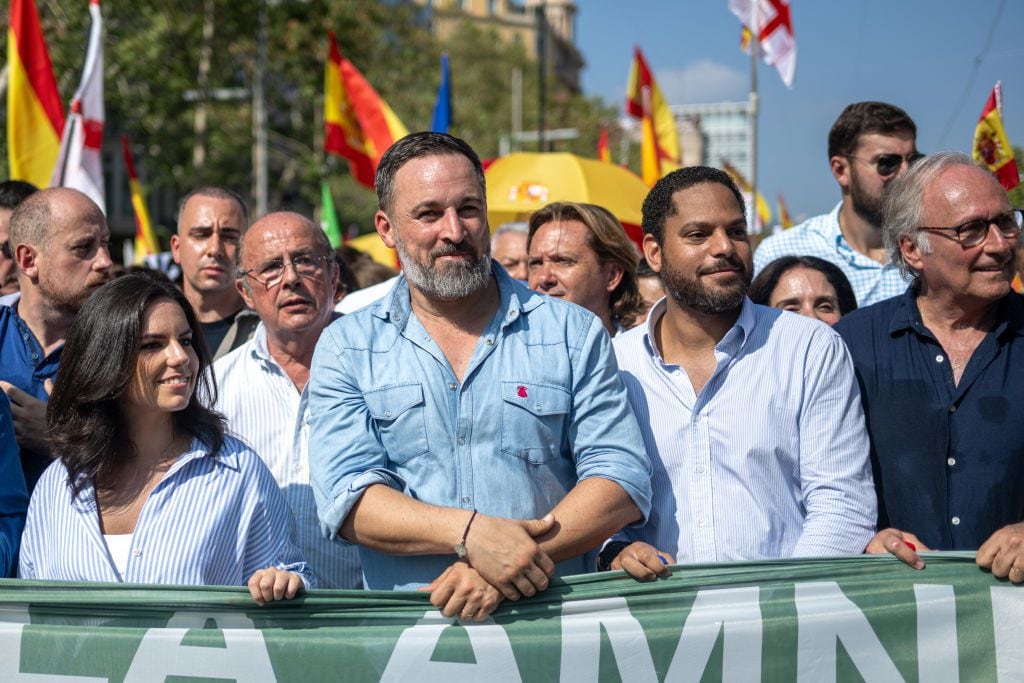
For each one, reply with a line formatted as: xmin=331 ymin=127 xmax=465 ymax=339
xmin=0 ymin=553 xmax=1017 ymax=681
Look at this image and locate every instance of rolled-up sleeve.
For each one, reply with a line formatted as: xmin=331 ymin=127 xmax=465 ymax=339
xmin=568 ymin=316 xmax=652 ymax=525
xmin=308 ymin=326 xmax=407 ymax=544
xmin=792 ymin=331 xmax=877 ymax=557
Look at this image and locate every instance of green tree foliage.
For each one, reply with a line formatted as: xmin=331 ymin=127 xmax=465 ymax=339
xmin=1009 ymin=146 xmax=1024 ymax=210
xmin=1 ymin=1 xmax=618 ymax=234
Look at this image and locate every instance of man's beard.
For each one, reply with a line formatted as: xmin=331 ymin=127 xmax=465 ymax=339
xmin=39 ymin=273 xmax=108 ymax=314
xmin=849 ymin=166 xmax=885 ymax=228
xmin=395 ymin=235 xmax=492 ymax=301
xmin=661 ymin=256 xmax=750 ymax=315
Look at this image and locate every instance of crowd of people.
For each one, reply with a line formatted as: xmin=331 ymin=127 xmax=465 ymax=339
xmin=0 ymin=99 xmax=1022 ymax=616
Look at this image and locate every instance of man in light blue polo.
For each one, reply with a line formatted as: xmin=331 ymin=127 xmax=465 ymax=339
xmin=308 ymin=132 xmax=651 ymax=621
xmin=755 ymin=102 xmax=917 ymax=306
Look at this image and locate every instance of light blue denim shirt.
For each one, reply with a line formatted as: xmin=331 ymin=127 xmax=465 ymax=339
xmin=308 ymin=263 xmax=652 ymax=590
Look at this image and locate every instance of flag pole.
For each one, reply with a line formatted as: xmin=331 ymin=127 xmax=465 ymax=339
xmin=748 ymin=26 xmax=760 ymax=233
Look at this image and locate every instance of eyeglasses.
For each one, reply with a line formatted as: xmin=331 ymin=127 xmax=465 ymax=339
xmin=846 ymin=152 xmax=924 ymax=178
xmin=917 ymin=209 xmax=1023 ymax=248
xmin=242 ymin=254 xmax=329 ymax=289
xmin=0 ymin=241 xmax=9 ymax=259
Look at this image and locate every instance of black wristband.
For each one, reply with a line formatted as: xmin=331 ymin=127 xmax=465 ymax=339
xmin=597 ymin=541 xmax=631 ymax=571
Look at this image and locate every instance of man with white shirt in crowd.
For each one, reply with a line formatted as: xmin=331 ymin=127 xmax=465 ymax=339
xmin=604 ymin=166 xmax=876 ymax=578
xmin=755 ymin=102 xmax=918 ymax=306
xmin=214 ymin=211 xmax=361 ymax=588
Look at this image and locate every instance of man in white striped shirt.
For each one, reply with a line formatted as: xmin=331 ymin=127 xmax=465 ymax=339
xmin=214 ymin=211 xmax=361 ymax=588
xmin=604 ymin=166 xmax=877 ymax=579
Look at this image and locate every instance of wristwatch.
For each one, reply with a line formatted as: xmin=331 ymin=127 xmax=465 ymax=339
xmin=597 ymin=541 xmax=631 ymax=571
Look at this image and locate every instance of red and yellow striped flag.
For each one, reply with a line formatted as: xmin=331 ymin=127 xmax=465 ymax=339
xmin=324 ymin=32 xmax=409 ymax=189
xmin=121 ymin=136 xmax=159 ymax=264
xmin=777 ymin=192 xmax=794 ymax=229
xmin=722 ymin=159 xmax=771 ymax=231
xmin=626 ymin=47 xmax=681 ymax=186
xmin=7 ymin=0 xmax=65 ymax=187
xmin=597 ymin=128 xmax=612 ymax=163
xmin=973 ymin=82 xmax=1020 ymax=191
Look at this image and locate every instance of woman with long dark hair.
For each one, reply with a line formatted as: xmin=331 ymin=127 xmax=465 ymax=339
xmin=749 ymin=255 xmax=858 ymax=325
xmin=19 ymin=274 xmax=313 ymax=603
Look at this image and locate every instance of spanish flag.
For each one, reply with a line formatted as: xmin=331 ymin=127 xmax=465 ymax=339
xmin=973 ymin=82 xmax=1020 ymax=191
xmin=777 ymin=192 xmax=794 ymax=229
xmin=7 ymin=0 xmax=65 ymax=188
xmin=626 ymin=48 xmax=680 ymax=186
xmin=121 ymin=136 xmax=159 ymax=264
xmin=324 ymin=32 xmax=409 ymax=190
xmin=597 ymin=128 xmax=612 ymax=163
xmin=722 ymin=159 xmax=771 ymax=232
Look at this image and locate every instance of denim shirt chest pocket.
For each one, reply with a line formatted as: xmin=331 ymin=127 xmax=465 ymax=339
xmin=364 ymin=383 xmax=430 ymax=465
xmin=500 ymin=381 xmax=571 ymax=464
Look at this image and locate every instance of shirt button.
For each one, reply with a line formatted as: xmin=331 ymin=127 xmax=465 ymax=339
xmin=485 ymin=338 xmax=493 ymax=346
xmin=461 ymin=497 xmax=470 ymax=504
xmin=947 ymin=457 xmax=956 ymax=467
xmin=948 ymin=405 xmax=957 ymax=414
xmin=132 ymin=549 xmax=142 ymax=557
xmin=935 ymin=354 xmax=944 ymax=363
xmin=457 ymin=437 xmax=465 ymax=445
xmin=951 ymin=516 xmax=961 ymax=526
xmin=448 ymin=383 xmax=457 ymax=391
xmin=697 ymin=518 xmax=708 ymax=527
xmin=384 ymin=410 xmax=392 ymax=418
xmin=695 ymin=465 xmax=706 ymax=474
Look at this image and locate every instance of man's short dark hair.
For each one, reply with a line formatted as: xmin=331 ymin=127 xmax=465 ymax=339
xmin=176 ymin=186 xmax=249 ymax=228
xmin=641 ymin=166 xmax=746 ymax=245
xmin=0 ymin=180 xmax=39 ymax=210
xmin=827 ymin=102 xmax=917 ymax=160
xmin=375 ymin=132 xmax=485 ymax=215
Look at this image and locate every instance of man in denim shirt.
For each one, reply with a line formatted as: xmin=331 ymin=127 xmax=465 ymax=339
xmin=308 ymin=133 xmax=652 ymax=621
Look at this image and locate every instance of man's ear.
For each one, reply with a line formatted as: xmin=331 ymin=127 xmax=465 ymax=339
xmin=375 ymin=211 xmax=397 ymax=249
xmin=236 ymin=277 xmax=255 ymax=309
xmin=14 ymin=243 xmax=39 ymax=281
xmin=642 ymin=234 xmax=663 ymax=274
xmin=900 ymin=234 xmax=926 ymax=274
xmin=170 ymin=233 xmax=182 ymax=264
xmin=604 ymin=261 xmax=624 ymax=294
xmin=831 ymin=155 xmax=853 ymax=193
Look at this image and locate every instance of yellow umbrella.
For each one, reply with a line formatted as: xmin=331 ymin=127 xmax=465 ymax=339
xmin=347 ymin=232 xmax=399 ymax=269
xmin=485 ymin=152 xmax=649 ymax=242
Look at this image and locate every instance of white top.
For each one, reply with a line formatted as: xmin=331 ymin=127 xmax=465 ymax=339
xmin=335 ymin=275 xmax=400 ymax=314
xmin=213 ymin=325 xmax=362 ymax=588
xmin=103 ymin=533 xmax=133 ymax=579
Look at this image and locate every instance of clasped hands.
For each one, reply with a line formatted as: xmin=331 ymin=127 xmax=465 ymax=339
xmin=419 ymin=512 xmax=557 ymax=622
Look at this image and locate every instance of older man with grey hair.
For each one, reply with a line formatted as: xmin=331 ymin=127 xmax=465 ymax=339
xmin=490 ymin=222 xmax=529 ymax=281
xmin=835 ymin=151 xmax=1024 ymax=582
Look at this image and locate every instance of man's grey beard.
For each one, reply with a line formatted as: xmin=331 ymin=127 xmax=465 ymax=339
xmin=395 ymin=236 xmax=492 ymax=301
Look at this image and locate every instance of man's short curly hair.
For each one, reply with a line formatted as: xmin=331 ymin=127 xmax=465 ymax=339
xmin=641 ymin=167 xmax=746 ymax=245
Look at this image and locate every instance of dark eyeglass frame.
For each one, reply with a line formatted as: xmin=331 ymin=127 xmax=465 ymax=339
xmin=242 ymin=253 xmax=329 ymax=289
xmin=845 ymin=152 xmax=924 ymax=178
xmin=917 ymin=209 xmax=1024 ymax=249
xmin=0 ymin=241 xmax=9 ymax=259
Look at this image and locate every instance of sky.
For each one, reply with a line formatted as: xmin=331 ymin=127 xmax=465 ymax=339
xmin=574 ymin=0 xmax=1024 ymax=223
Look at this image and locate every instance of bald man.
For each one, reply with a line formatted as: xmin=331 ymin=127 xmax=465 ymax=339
xmin=0 ymin=188 xmax=112 ymax=489
xmin=214 ymin=212 xmax=361 ymax=588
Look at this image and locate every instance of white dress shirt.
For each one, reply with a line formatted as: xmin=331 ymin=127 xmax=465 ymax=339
xmin=613 ymin=297 xmax=877 ymax=562
xmin=214 ymin=324 xmax=362 ymax=588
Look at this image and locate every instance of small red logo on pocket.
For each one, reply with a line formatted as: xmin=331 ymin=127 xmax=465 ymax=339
xmin=517 ymin=385 xmax=528 ymax=398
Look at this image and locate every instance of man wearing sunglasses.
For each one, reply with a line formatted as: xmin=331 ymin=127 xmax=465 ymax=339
xmin=835 ymin=152 xmax=1024 ymax=583
xmin=214 ymin=211 xmax=362 ymax=589
xmin=755 ymin=101 xmax=919 ymax=306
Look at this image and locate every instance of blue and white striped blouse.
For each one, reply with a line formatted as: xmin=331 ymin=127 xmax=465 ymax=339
xmin=18 ymin=434 xmax=315 ymax=589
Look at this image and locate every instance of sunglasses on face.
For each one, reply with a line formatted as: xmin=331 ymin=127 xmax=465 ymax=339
xmin=846 ymin=152 xmax=924 ymax=177
xmin=918 ymin=209 xmax=1024 ymax=249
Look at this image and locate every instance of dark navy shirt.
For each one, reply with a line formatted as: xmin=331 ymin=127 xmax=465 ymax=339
xmin=0 ymin=304 xmax=61 ymax=490
xmin=835 ymin=289 xmax=1024 ymax=550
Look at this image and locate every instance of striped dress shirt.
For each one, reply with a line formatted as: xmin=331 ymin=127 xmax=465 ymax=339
xmin=613 ymin=298 xmax=877 ymax=562
xmin=18 ymin=435 xmax=315 ymax=588
xmin=754 ymin=201 xmax=910 ymax=306
xmin=213 ymin=324 xmax=362 ymax=589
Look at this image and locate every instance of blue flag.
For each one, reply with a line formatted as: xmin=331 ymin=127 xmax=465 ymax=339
xmin=430 ymin=53 xmax=451 ymax=134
